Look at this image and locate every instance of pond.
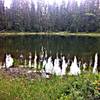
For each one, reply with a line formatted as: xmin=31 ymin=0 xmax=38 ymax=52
xmin=0 ymin=34 xmax=100 ymax=65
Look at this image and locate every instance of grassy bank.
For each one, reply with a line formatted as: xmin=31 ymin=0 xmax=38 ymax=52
xmin=0 ymin=71 xmax=100 ymax=100
xmin=0 ymin=32 xmax=100 ymax=37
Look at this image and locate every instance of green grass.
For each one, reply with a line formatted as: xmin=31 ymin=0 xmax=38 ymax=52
xmin=0 ymin=71 xmax=100 ymax=100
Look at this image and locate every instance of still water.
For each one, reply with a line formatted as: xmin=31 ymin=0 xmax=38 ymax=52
xmin=0 ymin=34 xmax=100 ymax=64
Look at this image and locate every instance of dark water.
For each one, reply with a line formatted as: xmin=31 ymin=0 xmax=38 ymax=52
xmin=0 ymin=34 xmax=100 ymax=63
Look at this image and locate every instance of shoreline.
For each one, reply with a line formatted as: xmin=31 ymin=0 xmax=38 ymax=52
xmin=0 ymin=32 xmax=100 ymax=37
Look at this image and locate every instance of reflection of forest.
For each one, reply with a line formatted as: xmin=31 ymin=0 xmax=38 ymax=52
xmin=0 ymin=34 xmax=99 ymax=65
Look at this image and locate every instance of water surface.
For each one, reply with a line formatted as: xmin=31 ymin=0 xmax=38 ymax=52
xmin=0 ymin=34 xmax=100 ymax=64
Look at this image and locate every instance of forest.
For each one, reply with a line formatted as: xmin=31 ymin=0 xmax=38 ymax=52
xmin=0 ymin=0 xmax=100 ymax=32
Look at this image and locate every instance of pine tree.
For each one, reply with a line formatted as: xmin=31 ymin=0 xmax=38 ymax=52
xmin=0 ymin=0 xmax=5 ymax=31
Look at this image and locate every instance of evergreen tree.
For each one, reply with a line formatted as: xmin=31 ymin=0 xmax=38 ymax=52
xmin=0 ymin=0 xmax=5 ymax=31
xmin=30 ymin=1 xmax=36 ymax=31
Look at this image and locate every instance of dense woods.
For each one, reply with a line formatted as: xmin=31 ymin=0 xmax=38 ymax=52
xmin=0 ymin=0 xmax=100 ymax=32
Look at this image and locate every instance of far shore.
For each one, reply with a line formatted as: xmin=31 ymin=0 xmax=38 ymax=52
xmin=0 ymin=32 xmax=100 ymax=37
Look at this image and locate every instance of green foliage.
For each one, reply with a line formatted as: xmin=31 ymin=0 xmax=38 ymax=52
xmin=59 ymin=74 xmax=100 ymax=100
xmin=0 ymin=72 xmax=100 ymax=100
